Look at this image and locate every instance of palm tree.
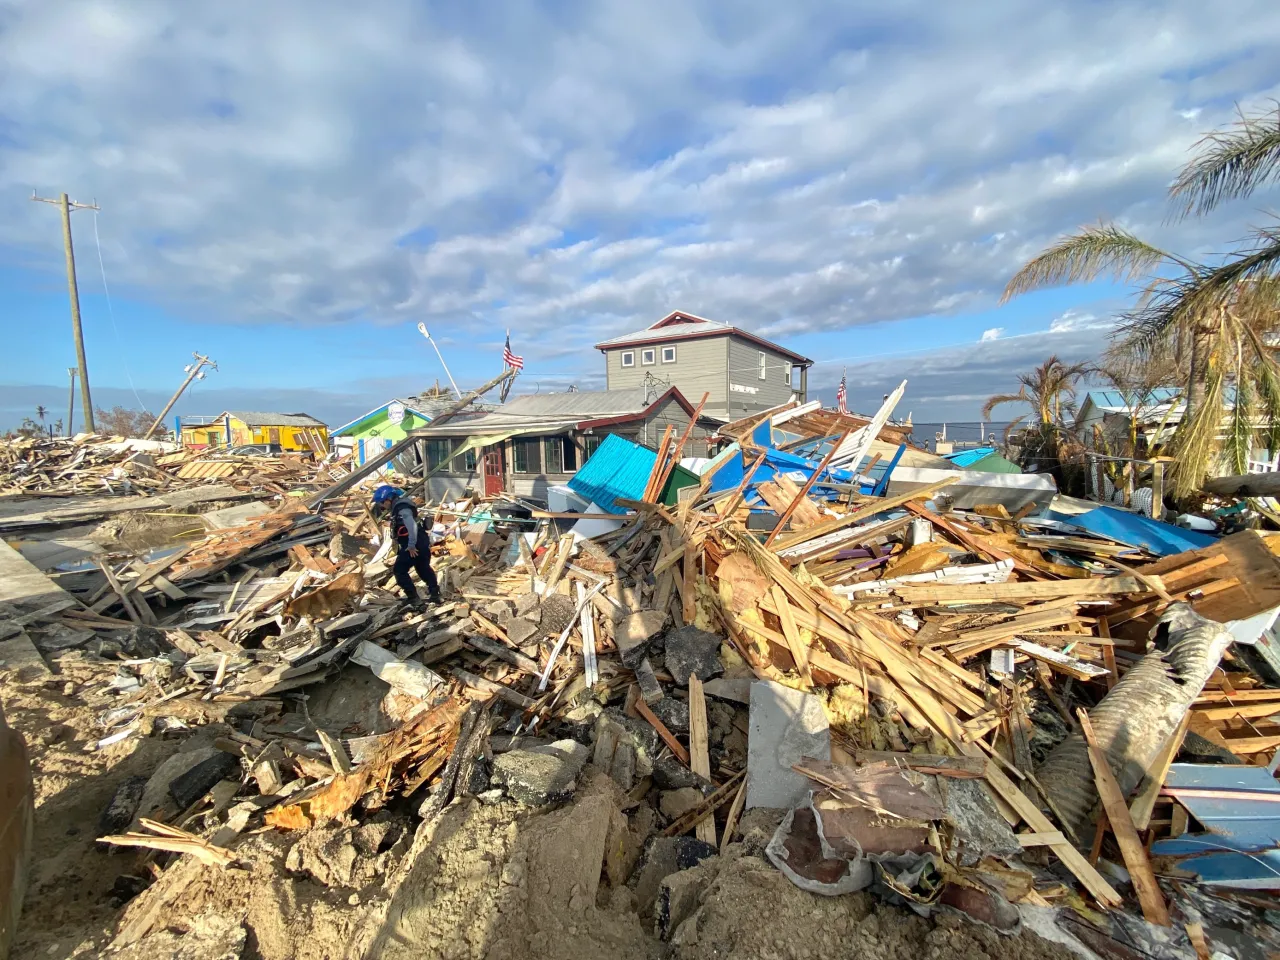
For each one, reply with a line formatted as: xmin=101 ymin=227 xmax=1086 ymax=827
xmin=1002 ymin=105 xmax=1280 ymax=497
xmin=35 ymin=405 xmax=47 ymax=426
xmin=982 ymin=355 xmax=1090 ymax=432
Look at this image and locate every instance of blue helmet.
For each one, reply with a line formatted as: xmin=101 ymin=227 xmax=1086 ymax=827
xmin=372 ymin=485 xmax=402 ymax=506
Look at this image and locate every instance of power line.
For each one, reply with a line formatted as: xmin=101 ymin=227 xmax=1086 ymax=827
xmin=92 ymin=211 xmax=147 ymax=411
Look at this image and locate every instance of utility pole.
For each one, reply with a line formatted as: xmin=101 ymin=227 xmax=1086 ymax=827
xmin=32 ymin=191 xmax=100 ymax=432
xmin=143 ymin=352 xmax=218 ymax=440
xmin=66 ymin=367 xmax=78 ymax=437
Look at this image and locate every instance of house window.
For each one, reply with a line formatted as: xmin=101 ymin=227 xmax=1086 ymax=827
xmin=513 ymin=437 xmax=542 ymax=474
xmin=542 ymin=436 xmax=577 ymax=474
xmin=641 ymin=348 xmax=656 ymax=366
xmin=582 ymin=434 xmax=602 ymax=461
xmin=451 ymin=446 xmax=477 ymax=472
xmin=661 ymin=345 xmax=676 ymax=364
xmin=785 ymin=365 xmax=792 ymax=386
xmin=621 ymin=350 xmax=635 ymax=368
xmin=758 ymin=352 xmax=767 ymax=380
xmin=425 ymin=439 xmax=453 ymax=470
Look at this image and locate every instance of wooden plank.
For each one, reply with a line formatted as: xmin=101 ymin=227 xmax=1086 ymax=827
xmin=641 ymin=425 xmax=674 ymax=503
xmin=895 ymin=576 xmax=1148 ymax=604
xmin=1012 ymin=641 xmax=1112 ymax=681
xmin=687 ymin=674 xmax=717 ymax=846
xmin=763 ymin=428 xmax=851 ymax=547
xmin=1193 ymin=702 xmax=1280 ymax=721
xmin=852 ymin=751 xmax=987 ymax=778
xmin=771 ymin=476 xmax=959 ymax=552
xmin=634 ymin=694 xmax=692 ymax=766
xmin=682 ymin=538 xmax=699 ymax=626
xmin=771 ymin=584 xmax=813 ymax=686
xmin=1078 ymin=709 xmax=1169 ymax=926
xmin=1129 ymin=713 xmax=1191 ymax=831
xmin=975 ymin=755 xmax=1123 ymax=908
xmin=1017 ymin=831 xmax=1067 ymax=847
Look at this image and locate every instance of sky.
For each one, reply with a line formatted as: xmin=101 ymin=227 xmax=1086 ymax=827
xmin=2 ymin=1 xmax=1280 ymax=432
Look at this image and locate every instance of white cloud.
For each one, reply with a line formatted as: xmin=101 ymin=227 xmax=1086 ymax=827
xmin=0 ymin=0 xmax=1278 ymax=382
xmin=980 ymin=327 xmax=1004 ymax=342
xmin=1049 ymin=309 xmax=1115 ymax=333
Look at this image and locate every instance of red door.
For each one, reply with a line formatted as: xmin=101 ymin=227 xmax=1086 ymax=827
xmin=482 ymin=449 xmax=504 ymax=497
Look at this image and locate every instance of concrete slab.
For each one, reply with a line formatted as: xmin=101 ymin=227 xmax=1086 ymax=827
xmin=15 ymin=537 xmax=103 ymax=572
xmin=0 ymin=537 xmax=78 ymax=612
xmin=745 ymin=680 xmax=830 ymax=811
xmin=200 ymin=501 xmax=272 ymax=530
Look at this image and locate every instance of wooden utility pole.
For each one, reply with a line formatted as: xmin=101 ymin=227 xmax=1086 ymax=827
xmin=32 ymin=192 xmax=100 ymax=432
xmin=143 ymin=353 xmax=218 ymax=440
xmin=66 ymin=367 xmax=78 ymax=437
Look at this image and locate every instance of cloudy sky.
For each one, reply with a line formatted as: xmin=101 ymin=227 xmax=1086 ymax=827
xmin=2 ymin=1 xmax=1279 ymax=431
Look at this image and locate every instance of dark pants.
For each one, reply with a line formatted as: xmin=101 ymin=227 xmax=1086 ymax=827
xmin=393 ymin=529 xmax=440 ymax=601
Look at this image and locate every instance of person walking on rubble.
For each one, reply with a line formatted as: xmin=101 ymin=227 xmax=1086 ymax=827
xmin=372 ymin=485 xmax=442 ymax=605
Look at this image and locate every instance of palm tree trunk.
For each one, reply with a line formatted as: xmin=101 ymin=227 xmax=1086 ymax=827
xmin=1185 ymin=330 xmax=1208 ymax=423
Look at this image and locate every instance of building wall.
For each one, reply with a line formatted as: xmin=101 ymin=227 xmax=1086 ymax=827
xmin=724 ymin=335 xmax=797 ymax=420
xmin=337 ymin=410 xmax=431 ymax=464
xmin=226 ymin=418 xmax=329 ymax=452
xmin=603 ymin=336 xmax=729 ymax=412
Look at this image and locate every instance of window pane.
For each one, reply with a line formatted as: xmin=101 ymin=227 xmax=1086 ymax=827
xmin=582 ymin=434 xmax=601 ymax=460
xmin=562 ymin=437 xmax=577 ymax=472
xmin=758 ymin=352 xmax=767 ymax=379
xmin=621 ymin=351 xmax=634 ymax=367
xmin=543 ymin=437 xmax=562 ymax=474
xmin=642 ymin=349 xmax=656 ymax=365
xmin=515 ymin=437 xmax=541 ymax=474
xmin=661 ymin=346 xmax=675 ymax=363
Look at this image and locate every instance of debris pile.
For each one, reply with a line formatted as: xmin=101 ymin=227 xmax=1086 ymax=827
xmin=4 ymin=396 xmax=1280 ymax=960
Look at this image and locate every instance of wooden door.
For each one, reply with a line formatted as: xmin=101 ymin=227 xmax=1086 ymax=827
xmin=482 ymin=449 xmax=504 ymax=497
xmin=268 ymin=427 xmax=281 ymax=447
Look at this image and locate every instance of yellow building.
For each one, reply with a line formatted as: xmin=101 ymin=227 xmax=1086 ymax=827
xmin=180 ymin=411 xmax=329 ymax=454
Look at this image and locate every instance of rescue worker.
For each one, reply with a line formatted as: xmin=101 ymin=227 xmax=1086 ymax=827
xmin=372 ymin=485 xmax=441 ymax=605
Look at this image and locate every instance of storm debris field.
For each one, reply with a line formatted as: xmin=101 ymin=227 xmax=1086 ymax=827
xmin=3 ymin=395 xmax=1280 ymax=960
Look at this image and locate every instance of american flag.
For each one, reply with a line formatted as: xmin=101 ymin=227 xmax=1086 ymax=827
xmin=502 ymin=332 xmax=524 ymax=371
xmin=836 ymin=372 xmax=848 ymax=414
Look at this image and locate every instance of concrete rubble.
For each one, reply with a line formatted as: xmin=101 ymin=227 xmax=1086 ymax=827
xmin=3 ymin=399 xmax=1280 ymax=960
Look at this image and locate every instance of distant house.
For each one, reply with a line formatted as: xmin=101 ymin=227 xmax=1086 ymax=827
xmin=408 ymin=385 xmax=716 ymax=501
xmin=332 ymin=397 xmax=452 ymax=466
xmin=1076 ymin=387 xmax=1280 ymax=473
xmin=179 ymin=411 xmax=328 ymax=454
xmin=594 ymin=310 xmax=813 ymax=421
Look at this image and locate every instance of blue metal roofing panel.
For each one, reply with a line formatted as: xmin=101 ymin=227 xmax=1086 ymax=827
xmin=567 ymin=433 xmax=656 ymax=513
xmin=1150 ymin=764 xmax=1280 ymax=888
xmin=1083 ymin=387 xmax=1182 ymax=412
xmin=943 ymin=447 xmax=999 ymax=468
xmin=1049 ymin=505 xmax=1217 ymax=557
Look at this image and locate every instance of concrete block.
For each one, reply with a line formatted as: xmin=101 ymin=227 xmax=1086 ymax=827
xmin=745 ymin=680 xmax=829 ymax=810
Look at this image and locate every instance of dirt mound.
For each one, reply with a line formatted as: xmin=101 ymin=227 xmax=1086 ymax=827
xmin=673 ymin=853 xmax=1079 ymax=960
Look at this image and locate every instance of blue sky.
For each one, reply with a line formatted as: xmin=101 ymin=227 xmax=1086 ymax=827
xmin=2 ymin=1 xmax=1280 ymax=430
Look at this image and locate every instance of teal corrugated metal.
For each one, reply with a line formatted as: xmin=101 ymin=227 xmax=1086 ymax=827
xmin=568 ymin=433 xmax=655 ymax=513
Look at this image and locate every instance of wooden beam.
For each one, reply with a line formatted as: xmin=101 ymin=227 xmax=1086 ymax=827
xmin=770 ymin=476 xmax=959 ymax=552
xmin=688 ymin=674 xmax=717 ymax=846
xmin=893 ymin=576 xmax=1149 ymax=604
xmin=634 ymin=694 xmax=691 ymax=766
xmin=771 ymin=584 xmax=813 ymax=686
xmin=763 ymin=428 xmax=851 ymax=547
xmin=1130 ymin=713 xmax=1191 ymax=831
xmin=1078 ymin=709 xmax=1170 ymax=926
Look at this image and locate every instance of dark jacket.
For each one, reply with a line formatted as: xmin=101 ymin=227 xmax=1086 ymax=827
xmin=389 ymin=497 xmax=422 ymax=551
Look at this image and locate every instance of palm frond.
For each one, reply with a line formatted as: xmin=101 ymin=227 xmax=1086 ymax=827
xmin=981 ymin=390 xmax=1030 ymax=421
xmin=1171 ymin=358 xmax=1227 ymax=498
xmin=1240 ymin=318 xmax=1280 ymax=454
xmin=1225 ymin=343 xmax=1253 ymax=475
xmin=1001 ymin=224 xmax=1182 ymax=303
xmin=1170 ymin=103 xmax=1280 ymax=217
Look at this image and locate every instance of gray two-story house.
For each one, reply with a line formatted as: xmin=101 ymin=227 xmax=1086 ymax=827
xmin=594 ymin=310 xmax=812 ymax=420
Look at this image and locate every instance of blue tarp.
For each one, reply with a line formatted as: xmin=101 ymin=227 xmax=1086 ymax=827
xmin=1150 ymin=764 xmax=1280 ymax=888
xmin=1047 ymin=505 xmax=1217 ymax=557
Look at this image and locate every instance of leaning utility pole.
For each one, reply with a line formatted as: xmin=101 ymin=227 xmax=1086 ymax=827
xmin=143 ymin=352 xmax=218 ymax=441
xmin=32 ymin=191 xmax=100 ymax=432
xmin=66 ymin=367 xmax=78 ymax=437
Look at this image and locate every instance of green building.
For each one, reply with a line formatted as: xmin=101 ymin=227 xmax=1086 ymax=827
xmin=331 ymin=398 xmax=440 ymax=466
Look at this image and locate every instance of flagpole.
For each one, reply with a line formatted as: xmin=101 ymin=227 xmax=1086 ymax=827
xmin=416 ymin=323 xmax=462 ymax=398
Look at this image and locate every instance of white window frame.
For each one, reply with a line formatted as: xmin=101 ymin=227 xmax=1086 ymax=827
xmin=661 ymin=345 xmax=676 ymax=364
xmin=621 ymin=350 xmax=635 ymax=368
xmin=641 ymin=348 xmax=657 ymax=366
xmin=785 ymin=364 xmax=792 ymax=386
xmin=758 ymin=352 xmax=767 ymax=380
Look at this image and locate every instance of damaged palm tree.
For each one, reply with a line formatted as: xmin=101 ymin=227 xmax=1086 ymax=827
xmin=1035 ymin=603 xmax=1235 ymax=840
